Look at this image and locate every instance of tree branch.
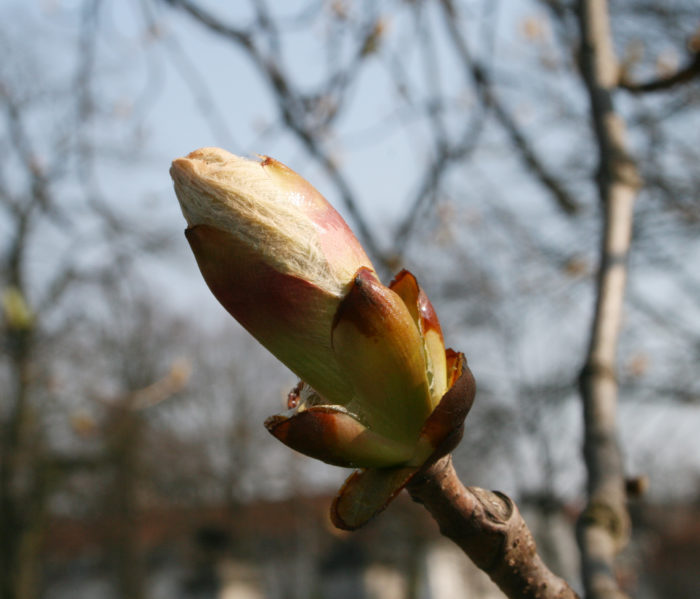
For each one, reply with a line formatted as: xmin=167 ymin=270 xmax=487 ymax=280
xmin=163 ymin=0 xmax=387 ymax=266
xmin=575 ymin=1 xmax=641 ymax=597
xmin=620 ymin=50 xmax=700 ymax=94
xmin=439 ymin=0 xmax=580 ymax=215
xmin=407 ymin=456 xmax=580 ymax=599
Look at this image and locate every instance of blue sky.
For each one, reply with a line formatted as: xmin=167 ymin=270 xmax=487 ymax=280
xmin=3 ymin=0 xmax=700 ymax=501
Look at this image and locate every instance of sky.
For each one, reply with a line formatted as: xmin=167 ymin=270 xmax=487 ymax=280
xmin=3 ymin=0 xmax=700 ymax=502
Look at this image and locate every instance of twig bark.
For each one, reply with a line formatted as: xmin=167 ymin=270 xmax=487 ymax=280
xmin=407 ymin=456 xmax=580 ymax=599
xmin=575 ymin=2 xmax=641 ymax=598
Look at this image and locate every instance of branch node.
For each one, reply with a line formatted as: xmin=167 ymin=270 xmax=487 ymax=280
xmin=578 ymin=500 xmax=630 ymax=550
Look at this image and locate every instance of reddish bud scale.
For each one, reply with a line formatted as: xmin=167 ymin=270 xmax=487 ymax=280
xmin=390 ymin=269 xmax=444 ymax=340
xmin=417 ymin=286 xmax=443 ymax=338
xmin=265 ymin=406 xmax=415 ymax=468
xmin=332 ymin=267 xmax=393 ymax=340
xmin=330 ymin=267 xmax=433 ymax=443
xmin=266 ymin=408 xmax=349 ymax=467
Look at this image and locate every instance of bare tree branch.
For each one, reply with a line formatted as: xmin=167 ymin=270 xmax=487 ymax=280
xmin=440 ymin=0 xmax=580 ymax=215
xmin=575 ymin=1 xmax=642 ymax=597
xmin=163 ymin=0 xmax=387 ymax=265
xmin=391 ymin=3 xmax=490 ymax=257
xmin=620 ymin=50 xmax=700 ymax=94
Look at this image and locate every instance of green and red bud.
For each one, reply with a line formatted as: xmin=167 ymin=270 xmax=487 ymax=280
xmin=171 ymin=148 xmax=475 ymax=529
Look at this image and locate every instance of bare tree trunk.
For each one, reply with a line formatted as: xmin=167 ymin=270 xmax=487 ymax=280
xmin=575 ymin=2 xmax=641 ymax=598
xmin=106 ymin=408 xmax=146 ymax=599
xmin=0 ymin=242 xmax=42 ymax=599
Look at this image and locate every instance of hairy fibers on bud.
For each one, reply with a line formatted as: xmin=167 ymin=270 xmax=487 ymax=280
xmin=171 ymin=148 xmax=343 ymax=296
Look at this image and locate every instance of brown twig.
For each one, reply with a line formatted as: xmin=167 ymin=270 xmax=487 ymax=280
xmin=407 ymin=455 xmax=580 ymax=599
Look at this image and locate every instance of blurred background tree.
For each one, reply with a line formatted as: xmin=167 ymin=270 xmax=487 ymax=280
xmin=1 ymin=1 xmax=699 ymax=598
